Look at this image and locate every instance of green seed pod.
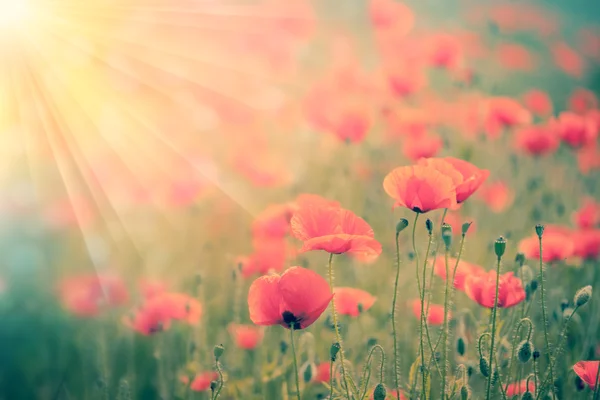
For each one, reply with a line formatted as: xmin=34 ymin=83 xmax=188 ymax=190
xmin=396 ymin=218 xmax=409 ymax=236
xmin=213 ymin=344 xmax=224 ymax=361
xmin=535 ymin=224 xmax=544 ymax=238
xmin=479 ymin=357 xmax=490 ymax=377
xmin=517 ymin=340 xmax=533 ymax=363
xmin=494 ymin=236 xmax=507 ymax=258
xmin=426 ymin=219 xmax=433 ymax=235
xmin=373 ymin=383 xmax=387 ymax=400
xmin=461 ymin=385 xmax=470 ymax=400
xmin=210 ymin=380 xmax=218 ymax=392
xmin=442 ymin=223 xmax=452 ymax=250
xmin=515 ymin=253 xmax=525 ymax=266
xmin=457 ymin=337 xmax=466 ymax=356
xmin=330 ymin=342 xmax=341 ymax=362
xmin=574 ymin=285 xmax=592 ymax=307
xmin=461 ymin=222 xmax=472 ymax=236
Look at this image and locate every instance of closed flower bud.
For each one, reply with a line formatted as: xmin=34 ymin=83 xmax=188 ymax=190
xmin=532 ymin=350 xmax=540 ymax=360
xmin=210 ymin=381 xmax=218 ymax=392
xmin=494 ymin=237 xmax=507 ymax=258
xmin=301 ymin=362 xmax=315 ymax=383
xmin=457 ymin=337 xmax=466 ymax=356
xmin=521 ymin=391 xmax=534 ymax=400
xmin=575 ymin=376 xmax=585 ymax=391
xmin=396 ymin=218 xmax=409 ymax=236
xmin=574 ymin=285 xmax=592 ymax=307
xmin=515 ymin=253 xmax=525 ymax=266
xmin=461 ymin=385 xmax=470 ymax=400
xmin=530 ymin=280 xmax=538 ymax=292
xmin=367 ymin=337 xmax=378 ymax=347
xmin=560 ymin=299 xmax=569 ymax=311
xmin=442 ymin=223 xmax=452 ymax=250
xmin=535 ymin=224 xmax=544 ymax=238
xmin=213 ymin=344 xmax=224 ymax=361
xmin=330 ymin=342 xmax=341 ymax=362
xmin=492 ymin=368 xmax=499 ymax=386
xmin=426 ymin=219 xmax=433 ymax=235
xmin=373 ymin=383 xmax=387 ymax=400
xmin=480 ymin=357 xmax=490 ymax=377
xmin=517 ymin=340 xmax=533 ymax=363
xmin=462 ymin=222 xmax=472 ymax=236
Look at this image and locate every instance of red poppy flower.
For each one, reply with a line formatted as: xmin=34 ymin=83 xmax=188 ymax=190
xmin=572 ymin=230 xmax=600 ymax=260
xmin=239 ymin=238 xmax=291 ymax=278
xmin=294 ymin=194 xmax=340 ymax=209
xmin=569 ymin=88 xmax=598 ymax=114
xmin=573 ymin=361 xmax=600 ymax=389
xmin=552 ymin=42 xmax=584 ymax=77
xmin=248 ymin=266 xmax=333 ymax=330
xmin=402 ymin=134 xmax=443 ymax=161
xmin=522 ymin=89 xmax=553 ymax=117
xmin=506 ymin=379 xmax=536 ymax=397
xmin=334 ymin=287 xmax=377 ymax=317
xmin=498 ymin=43 xmax=535 ymax=71
xmin=188 ymin=372 xmax=219 ymax=391
xmin=313 ymin=362 xmax=331 ymax=383
xmin=369 ymin=0 xmax=414 ymax=35
xmin=383 ymin=165 xmax=457 ymax=213
xmin=574 ymin=198 xmax=600 ymax=229
xmin=139 ymin=279 xmax=167 ymax=300
xmin=290 ymin=205 xmax=382 ymax=262
xmin=552 ymin=112 xmax=597 ymax=148
xmin=518 ymin=228 xmax=575 ymax=262
xmin=434 ymin=257 xmax=485 ymax=291
xmin=477 ymin=181 xmax=514 ymax=213
xmin=412 ymin=300 xmax=447 ymax=325
xmin=421 ymin=157 xmax=490 ymax=204
xmin=426 ymin=33 xmax=463 ymax=70
xmin=464 ymin=271 xmax=526 ymax=308
xmin=484 ymin=97 xmax=532 ymax=138
xmin=58 ymin=274 xmax=129 ymax=317
xmin=514 ymin=124 xmax=560 ymax=156
xmin=228 ymin=323 xmax=264 ymax=350
xmin=252 ymin=203 xmax=295 ymax=240
xmin=577 ymin=144 xmax=600 ymax=175
xmin=387 ymin=65 xmax=427 ymax=98
xmin=330 ymin=107 xmax=371 ymax=143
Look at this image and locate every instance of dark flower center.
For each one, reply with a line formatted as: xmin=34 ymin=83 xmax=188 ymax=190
xmin=412 ymin=207 xmax=423 ymax=213
xmin=282 ymin=310 xmax=302 ymax=330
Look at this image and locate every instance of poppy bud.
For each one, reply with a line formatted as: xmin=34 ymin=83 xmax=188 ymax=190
xmin=574 ymin=285 xmax=592 ymax=307
xmin=530 ymin=280 xmax=538 ymax=292
xmin=521 ymin=391 xmax=534 ymax=400
xmin=330 ymin=342 xmax=341 ymax=362
xmin=426 ymin=219 xmax=433 ymax=235
xmin=461 ymin=385 xmax=470 ymax=400
xmin=442 ymin=223 xmax=452 ymax=250
xmin=532 ymin=350 xmax=540 ymax=360
xmin=494 ymin=237 xmax=507 ymax=258
xmin=480 ymin=357 xmax=490 ymax=377
xmin=575 ymin=376 xmax=585 ymax=391
xmin=517 ymin=340 xmax=533 ymax=363
xmin=302 ymin=362 xmax=315 ymax=383
xmin=373 ymin=383 xmax=386 ymax=400
xmin=462 ymin=222 xmax=472 ymax=236
xmin=357 ymin=303 xmax=364 ymax=314
xmin=408 ymin=252 xmax=415 ymax=261
xmin=367 ymin=337 xmax=378 ymax=347
xmin=396 ymin=218 xmax=409 ymax=236
xmin=280 ymin=341 xmax=288 ymax=354
xmin=515 ymin=253 xmax=525 ymax=266
xmin=560 ymin=299 xmax=569 ymax=311
xmin=210 ymin=381 xmax=218 ymax=392
xmin=491 ymin=368 xmax=499 ymax=386
xmin=535 ymin=224 xmax=544 ymax=239
xmin=457 ymin=337 xmax=466 ymax=356
xmin=213 ymin=344 xmax=224 ymax=361
xmin=467 ymin=364 xmax=474 ymax=377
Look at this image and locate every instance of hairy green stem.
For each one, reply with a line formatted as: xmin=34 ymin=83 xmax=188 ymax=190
xmin=538 ymin=236 xmax=554 ymax=395
xmin=391 ymin=231 xmax=402 ymax=400
xmin=486 ymin=256 xmax=502 ymax=400
xmin=212 ymin=359 xmax=224 ymax=400
xmin=419 ymin=223 xmax=433 ymax=399
xmin=440 ymin=250 xmax=451 ymax=400
xmin=289 ymin=327 xmax=301 ymax=400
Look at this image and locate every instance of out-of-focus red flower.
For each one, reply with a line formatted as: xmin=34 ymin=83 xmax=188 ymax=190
xmin=578 ymin=28 xmax=600 ymax=62
xmin=573 ymin=361 xmax=600 ymax=389
xmin=228 ymin=323 xmax=264 ymax=350
xmin=139 ymin=279 xmax=167 ymax=301
xmin=58 ymin=274 xmax=129 ymax=317
xmin=291 ymin=205 xmax=382 ymax=262
xmin=412 ymin=300 xmax=447 ymax=325
xmin=464 ymin=271 xmax=526 ymax=308
xmin=574 ymin=198 xmax=600 ymax=229
xmin=330 ymin=107 xmax=371 ymax=143
xmin=522 ymin=89 xmax=553 ymax=117
xmin=552 ymin=112 xmax=597 ymax=149
xmin=333 ymin=287 xmax=377 ymax=317
xmin=252 ymin=203 xmax=295 ymax=240
xmin=552 ymin=42 xmax=584 ymax=77
xmin=478 ymin=181 xmax=514 ymax=213
xmin=383 ymin=165 xmax=457 ymax=213
xmin=497 ymin=43 xmax=535 ymax=71
xmin=434 ymin=257 xmax=485 ymax=291
xmin=187 ymin=372 xmax=219 ymax=391
xmin=248 ymin=266 xmax=333 ymax=330
xmin=313 ymin=362 xmax=331 ymax=383
xmin=518 ymin=227 xmax=575 ymax=262
xmin=506 ymin=379 xmax=536 ymax=397
xmin=425 ymin=33 xmax=463 ymax=70
xmin=484 ymin=97 xmax=532 ymax=138
xmin=294 ymin=194 xmax=340 ymax=209
xmin=514 ymin=124 xmax=560 ymax=156
xmin=572 ymin=230 xmax=600 ymax=260
xmin=569 ymin=88 xmax=599 ymax=114
xmin=577 ymin=144 xmax=600 ymax=175
xmin=369 ymin=0 xmax=414 ymax=36
xmin=240 ymin=238 xmax=291 ymax=278
xmin=44 ymin=196 xmax=95 ymax=229
xmin=402 ymin=134 xmax=443 ymax=161
xmin=387 ymin=65 xmax=427 ymax=98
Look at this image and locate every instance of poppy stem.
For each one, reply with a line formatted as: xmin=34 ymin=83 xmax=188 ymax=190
xmin=440 ymin=249 xmax=451 ymax=400
xmin=391 ymin=227 xmax=402 ymax=400
xmin=213 ymin=359 xmax=224 ymax=400
xmin=327 ymin=253 xmax=353 ymax=400
xmin=419 ymin=218 xmax=433 ymax=399
xmin=593 ymin=364 xmax=600 ymax=400
xmin=486 ymin=254 xmax=502 ymax=400
xmin=289 ymin=326 xmax=301 ymax=400
xmin=537 ymin=235 xmax=554 ymax=396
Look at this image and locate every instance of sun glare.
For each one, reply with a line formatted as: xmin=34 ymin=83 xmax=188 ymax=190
xmin=0 ymin=0 xmax=30 ymax=29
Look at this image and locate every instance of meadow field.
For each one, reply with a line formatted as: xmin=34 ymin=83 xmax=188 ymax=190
xmin=0 ymin=0 xmax=599 ymax=399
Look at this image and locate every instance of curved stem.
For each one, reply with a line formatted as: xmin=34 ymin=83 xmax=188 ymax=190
xmin=486 ymin=256 xmax=502 ymax=400
xmin=327 ymin=254 xmax=353 ymax=400
xmin=391 ymin=231 xmax=402 ymax=400
xmin=213 ymin=360 xmax=224 ymax=400
xmin=358 ymin=345 xmax=386 ymax=400
xmin=504 ymin=318 xmax=534 ymax=394
xmin=538 ymin=236 xmax=554 ymax=395
xmin=289 ymin=327 xmax=301 ymax=400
